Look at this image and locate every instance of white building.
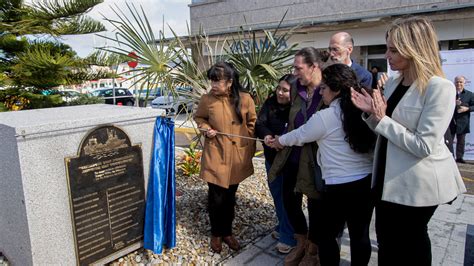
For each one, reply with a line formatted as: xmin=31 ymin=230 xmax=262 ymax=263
xmin=189 ymin=0 xmax=474 ymax=71
xmin=78 ymin=63 xmax=149 ymax=94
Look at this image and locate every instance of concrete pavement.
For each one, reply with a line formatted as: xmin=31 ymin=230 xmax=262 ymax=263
xmin=222 ymin=194 xmax=474 ymax=266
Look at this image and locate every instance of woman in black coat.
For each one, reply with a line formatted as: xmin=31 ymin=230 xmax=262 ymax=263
xmin=255 ymin=74 xmax=296 ymax=253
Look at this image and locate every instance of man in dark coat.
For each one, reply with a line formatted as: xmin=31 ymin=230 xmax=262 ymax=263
xmin=329 ymin=32 xmax=372 ymax=89
xmin=453 ymin=75 xmax=474 ymax=163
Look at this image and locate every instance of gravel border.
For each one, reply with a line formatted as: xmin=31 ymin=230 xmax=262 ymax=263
xmin=109 ymin=157 xmax=278 ymax=265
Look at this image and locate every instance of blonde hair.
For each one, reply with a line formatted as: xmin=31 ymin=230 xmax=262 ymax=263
xmin=386 ymin=17 xmax=444 ymax=92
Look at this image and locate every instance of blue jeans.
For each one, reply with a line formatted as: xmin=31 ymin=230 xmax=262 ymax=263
xmin=266 ymin=161 xmax=296 ymax=246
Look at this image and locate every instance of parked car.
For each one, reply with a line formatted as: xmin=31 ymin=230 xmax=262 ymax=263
xmin=90 ymin=88 xmax=135 ymax=106
xmin=139 ymin=88 xmax=163 ymax=101
xmin=151 ymin=94 xmax=194 ymax=114
xmin=58 ymin=90 xmax=81 ymax=102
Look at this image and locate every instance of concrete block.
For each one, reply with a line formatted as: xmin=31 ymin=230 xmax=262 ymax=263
xmin=432 ymin=209 xmax=459 ymax=223
xmin=428 ymin=219 xmax=452 ymax=248
xmin=0 ymin=105 xmax=163 ymax=265
xmin=457 ymin=209 xmax=474 ymax=225
xmin=254 ymin=234 xmax=277 ymax=250
xmin=431 ymin=245 xmax=447 ymax=265
xmin=445 ymin=239 xmax=466 ymax=264
xmin=242 ymin=252 xmax=283 ymax=266
xmin=452 ymin=224 xmax=468 ymax=243
xmin=224 ymin=245 xmax=266 ymax=265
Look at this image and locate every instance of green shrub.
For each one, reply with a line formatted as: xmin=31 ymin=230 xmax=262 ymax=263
xmin=67 ymin=94 xmax=104 ymax=106
xmin=0 ymin=102 xmax=8 ymax=112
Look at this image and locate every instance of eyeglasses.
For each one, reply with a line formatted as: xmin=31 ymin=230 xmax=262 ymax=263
xmin=328 ymin=46 xmax=344 ymax=53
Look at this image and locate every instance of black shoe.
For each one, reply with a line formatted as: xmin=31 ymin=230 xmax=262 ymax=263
xmin=456 ymin=158 xmax=466 ymax=163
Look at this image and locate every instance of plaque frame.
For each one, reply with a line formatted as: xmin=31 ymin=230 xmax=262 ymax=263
xmin=64 ymin=124 xmax=146 ymax=265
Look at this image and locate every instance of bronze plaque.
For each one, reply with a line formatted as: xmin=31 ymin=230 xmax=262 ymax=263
xmin=65 ymin=125 xmax=145 ymax=266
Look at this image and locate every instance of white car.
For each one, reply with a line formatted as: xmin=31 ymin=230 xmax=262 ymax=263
xmin=151 ymin=95 xmax=194 ymax=114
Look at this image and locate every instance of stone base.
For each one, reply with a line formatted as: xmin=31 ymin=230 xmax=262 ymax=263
xmin=0 ymin=104 xmax=163 ymax=265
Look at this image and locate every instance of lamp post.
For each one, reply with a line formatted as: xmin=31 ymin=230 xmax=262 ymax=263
xmin=127 ymin=52 xmax=139 ymax=106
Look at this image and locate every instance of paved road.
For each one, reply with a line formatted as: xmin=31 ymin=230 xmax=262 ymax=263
xmin=224 ymin=194 xmax=474 ymax=265
xmin=457 ymin=161 xmax=474 ymax=195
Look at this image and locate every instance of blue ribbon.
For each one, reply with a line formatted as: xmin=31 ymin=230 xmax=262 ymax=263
xmin=144 ymin=117 xmax=176 ymax=253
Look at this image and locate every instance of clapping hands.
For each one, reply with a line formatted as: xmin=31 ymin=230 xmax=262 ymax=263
xmin=351 ymin=87 xmax=387 ymax=122
xmin=263 ymin=135 xmax=285 ymax=150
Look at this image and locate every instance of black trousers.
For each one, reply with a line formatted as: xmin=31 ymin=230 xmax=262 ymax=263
xmin=208 ymin=182 xmax=239 ymax=237
xmin=318 ymin=175 xmax=374 ymax=266
xmin=455 ymin=133 xmax=466 ymax=160
xmin=281 ymin=162 xmax=308 ymax=236
xmin=307 ymin=196 xmax=324 ymax=244
xmin=375 ymin=200 xmax=437 ymax=266
xmin=444 ymin=128 xmax=454 ymax=155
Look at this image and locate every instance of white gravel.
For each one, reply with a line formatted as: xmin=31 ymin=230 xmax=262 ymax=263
xmin=110 ymin=157 xmax=279 ymax=265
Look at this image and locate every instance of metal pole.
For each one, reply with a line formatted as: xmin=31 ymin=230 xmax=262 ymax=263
xmin=112 ymin=74 xmax=116 ymax=105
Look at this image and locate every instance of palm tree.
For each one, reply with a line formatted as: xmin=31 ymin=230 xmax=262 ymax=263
xmin=97 ymin=3 xmax=298 ymax=114
xmin=97 ymin=3 xmax=180 ymax=107
xmin=225 ymin=13 xmax=298 ymax=107
xmin=170 ymin=16 xmax=298 ymax=111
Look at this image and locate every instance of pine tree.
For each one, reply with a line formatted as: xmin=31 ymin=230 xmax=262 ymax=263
xmin=0 ymin=0 xmax=108 ymax=90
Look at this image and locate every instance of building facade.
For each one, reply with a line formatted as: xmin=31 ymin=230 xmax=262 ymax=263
xmin=189 ymin=0 xmax=474 ymax=71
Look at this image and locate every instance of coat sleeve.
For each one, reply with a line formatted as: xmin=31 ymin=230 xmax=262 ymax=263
xmin=245 ymin=95 xmax=257 ymax=137
xmin=468 ymin=91 xmax=474 ymax=112
xmin=360 ymin=71 xmax=373 ymax=89
xmin=255 ymin=99 xmax=273 ymax=139
xmin=374 ymin=77 xmax=456 ymax=158
xmin=193 ymin=94 xmax=212 ymax=130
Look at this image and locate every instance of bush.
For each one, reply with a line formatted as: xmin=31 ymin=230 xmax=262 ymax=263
xmin=67 ymin=94 xmax=104 ymax=106
xmin=0 ymin=102 xmax=8 ymax=112
xmin=178 ymin=141 xmax=202 ymax=176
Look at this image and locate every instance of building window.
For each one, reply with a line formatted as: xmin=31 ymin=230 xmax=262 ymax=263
xmin=449 ymin=39 xmax=474 ymax=50
xmin=367 ymin=45 xmax=386 ymax=55
xmin=366 ymin=45 xmax=387 ymax=73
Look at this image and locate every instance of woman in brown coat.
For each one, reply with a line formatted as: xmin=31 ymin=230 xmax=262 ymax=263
xmin=194 ymin=62 xmax=257 ymax=253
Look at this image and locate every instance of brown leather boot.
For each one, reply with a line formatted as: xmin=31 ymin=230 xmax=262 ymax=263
xmin=223 ymin=235 xmax=241 ymax=251
xmin=284 ymin=234 xmax=307 ymax=266
xmin=210 ymin=236 xmax=222 ymax=253
xmin=298 ymin=240 xmax=320 ymax=266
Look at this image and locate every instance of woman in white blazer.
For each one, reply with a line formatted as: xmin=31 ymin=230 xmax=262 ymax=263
xmin=351 ymin=17 xmax=466 ymax=266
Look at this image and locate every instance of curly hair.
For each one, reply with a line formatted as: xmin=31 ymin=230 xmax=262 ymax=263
xmin=322 ymin=64 xmax=376 ymax=153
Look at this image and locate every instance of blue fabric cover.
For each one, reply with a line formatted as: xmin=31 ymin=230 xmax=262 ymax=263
xmin=144 ymin=117 xmax=176 ymax=253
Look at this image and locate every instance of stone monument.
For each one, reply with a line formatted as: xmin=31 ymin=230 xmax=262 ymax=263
xmin=0 ymin=104 xmax=164 ymax=265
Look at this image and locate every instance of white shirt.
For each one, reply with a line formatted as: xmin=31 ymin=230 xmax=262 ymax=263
xmin=279 ymin=99 xmax=373 ymax=183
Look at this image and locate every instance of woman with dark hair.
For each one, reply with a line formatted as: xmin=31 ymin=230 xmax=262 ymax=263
xmin=256 ymin=74 xmax=296 ymax=253
xmin=194 ymin=61 xmax=257 ymax=253
xmin=272 ymin=64 xmax=377 ymax=265
xmin=267 ymin=47 xmax=329 ymax=265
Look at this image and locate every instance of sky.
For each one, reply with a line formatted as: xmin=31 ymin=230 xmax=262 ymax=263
xmin=59 ymin=0 xmax=191 ymax=57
